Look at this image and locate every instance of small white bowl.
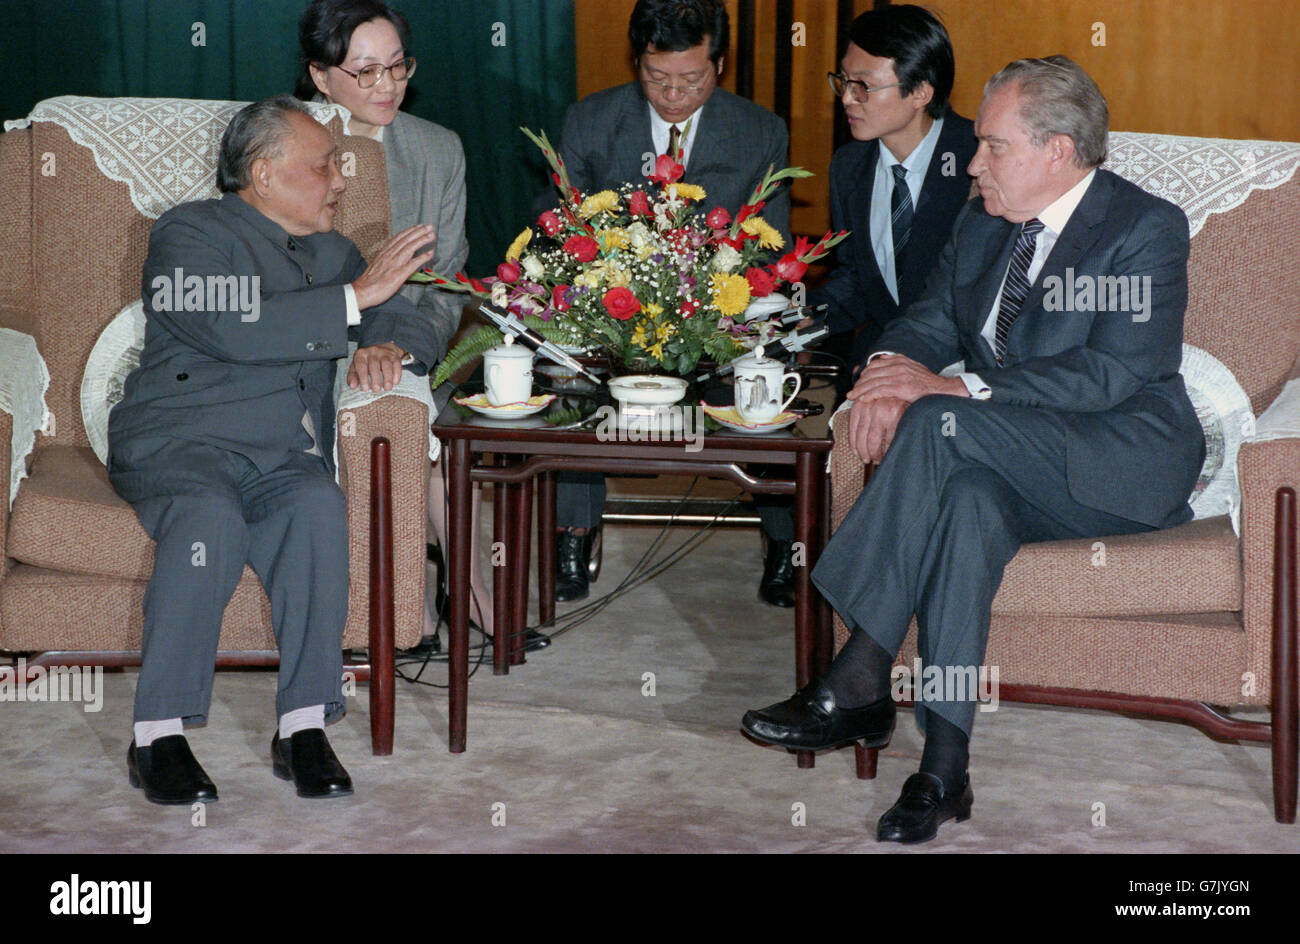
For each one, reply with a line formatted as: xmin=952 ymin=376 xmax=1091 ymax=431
xmin=607 ymin=374 xmax=689 ymax=409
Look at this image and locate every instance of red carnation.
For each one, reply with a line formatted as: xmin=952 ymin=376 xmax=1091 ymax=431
xmin=650 ymin=154 xmax=685 ymax=185
xmin=705 ymin=207 xmax=731 ymax=229
xmin=551 ymin=284 xmax=571 ymax=312
xmin=772 ymin=253 xmax=807 ymax=282
xmin=497 ymin=262 xmax=520 ymax=283
xmin=563 ymin=235 xmax=600 ymax=262
xmin=537 ymin=210 xmax=562 ymax=235
xmin=628 ymin=190 xmax=652 ymax=217
xmin=745 ymin=266 xmax=777 ymax=297
xmin=602 ymin=287 xmax=641 ymax=320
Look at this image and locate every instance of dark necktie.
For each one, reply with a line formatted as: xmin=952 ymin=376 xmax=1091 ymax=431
xmin=890 ymin=163 xmax=913 ymax=277
xmin=668 ymin=124 xmax=682 ymax=161
xmin=993 ymin=218 xmax=1045 ymax=365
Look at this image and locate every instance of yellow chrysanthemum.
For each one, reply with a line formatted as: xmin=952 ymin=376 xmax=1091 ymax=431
xmin=579 ymin=190 xmax=620 ymax=218
xmin=710 ymin=272 xmax=752 ymax=316
xmin=504 ymin=227 xmax=532 ymax=262
xmin=599 ymin=227 xmax=630 ymax=252
xmin=740 ymin=216 xmax=784 ymax=250
xmin=671 ymin=183 xmax=707 ymax=202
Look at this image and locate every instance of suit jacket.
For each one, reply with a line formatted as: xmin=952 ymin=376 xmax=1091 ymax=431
xmin=810 ymin=109 xmax=977 ymax=368
xmin=382 ymin=110 xmax=469 ymax=361
xmin=873 ymin=169 xmax=1205 ymax=529
xmin=109 ymin=192 xmax=441 ymax=479
xmin=542 ymin=82 xmax=790 ymax=241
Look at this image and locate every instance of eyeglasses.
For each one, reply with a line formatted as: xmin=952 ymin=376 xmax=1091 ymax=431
xmin=641 ymin=73 xmax=712 ymax=96
xmin=827 ymin=72 xmax=903 ymax=103
xmin=334 ymin=56 xmax=417 ymax=89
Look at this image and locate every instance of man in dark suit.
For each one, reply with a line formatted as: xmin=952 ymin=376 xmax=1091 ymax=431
xmin=109 ymin=95 xmax=441 ymax=805
xmin=742 ymin=57 xmax=1204 ymax=843
xmin=542 ymin=0 xmax=793 ymax=605
xmin=810 ymin=6 xmax=977 ymax=375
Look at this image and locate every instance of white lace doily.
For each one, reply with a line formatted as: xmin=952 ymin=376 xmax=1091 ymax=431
xmin=4 ymin=96 xmax=354 ymax=220
xmin=1106 ymin=131 xmax=1300 ymax=237
xmin=0 ymin=329 xmax=53 ymax=509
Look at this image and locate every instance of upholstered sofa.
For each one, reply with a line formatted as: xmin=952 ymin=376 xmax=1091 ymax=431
xmin=0 ymin=97 xmax=434 ymax=752
xmin=826 ymin=131 xmax=1300 ymax=822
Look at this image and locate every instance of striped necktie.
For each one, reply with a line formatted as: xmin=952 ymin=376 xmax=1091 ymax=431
xmin=668 ymin=124 xmax=682 ymax=162
xmin=993 ymin=218 xmax=1045 ymax=365
xmin=890 ymin=163 xmax=913 ymax=277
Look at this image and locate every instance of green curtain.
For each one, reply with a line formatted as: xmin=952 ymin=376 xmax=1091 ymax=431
xmin=0 ymin=0 xmax=576 ymax=275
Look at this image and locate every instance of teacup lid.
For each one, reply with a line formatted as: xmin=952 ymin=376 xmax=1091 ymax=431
xmin=487 ymin=334 xmax=533 ymax=359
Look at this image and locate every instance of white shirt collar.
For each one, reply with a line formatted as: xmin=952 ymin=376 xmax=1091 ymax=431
xmin=1036 ymin=168 xmax=1096 ymax=235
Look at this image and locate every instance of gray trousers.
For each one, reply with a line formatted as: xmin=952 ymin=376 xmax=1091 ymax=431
xmin=110 ymin=441 xmax=348 ymax=725
xmin=813 ymin=396 xmax=1169 ymax=736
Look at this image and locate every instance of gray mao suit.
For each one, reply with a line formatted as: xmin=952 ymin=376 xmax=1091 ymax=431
xmin=546 ymin=81 xmax=792 ymax=530
xmin=109 ymin=191 xmax=443 ymax=725
xmin=812 ymin=169 xmax=1205 ymax=735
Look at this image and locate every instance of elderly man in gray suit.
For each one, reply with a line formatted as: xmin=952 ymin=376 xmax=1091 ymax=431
xmin=546 ymin=0 xmax=797 ymax=606
xmin=743 ymin=57 xmax=1204 ymax=843
xmin=109 ymin=95 xmax=442 ymax=805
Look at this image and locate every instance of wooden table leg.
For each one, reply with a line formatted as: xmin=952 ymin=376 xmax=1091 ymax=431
xmin=537 ymin=471 xmax=556 ymax=627
xmin=447 ymin=439 xmax=472 ymax=753
xmin=493 ymin=476 xmax=510 ymax=675
xmin=793 ymin=450 xmax=820 ymax=770
xmin=815 ymin=468 xmax=834 ymax=676
xmin=510 ymin=475 xmax=534 ymax=666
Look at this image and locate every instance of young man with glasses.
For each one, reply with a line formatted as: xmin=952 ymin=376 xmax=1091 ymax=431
xmin=811 ymin=5 xmax=978 ymax=377
xmin=542 ymin=0 xmax=794 ymax=606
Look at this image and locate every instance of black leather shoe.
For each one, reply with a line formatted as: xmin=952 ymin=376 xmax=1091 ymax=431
xmin=398 ymin=633 xmax=441 ymax=658
xmin=128 ymin=735 xmax=218 ymax=805
xmin=486 ymin=626 xmax=552 ymax=652
xmin=555 ymin=529 xmax=594 ymax=602
xmin=759 ymin=539 xmax=796 ymax=608
xmin=271 ymin=729 xmax=353 ymax=799
xmin=741 ymin=679 xmax=895 ymax=750
xmin=877 ymin=772 xmax=973 ymax=844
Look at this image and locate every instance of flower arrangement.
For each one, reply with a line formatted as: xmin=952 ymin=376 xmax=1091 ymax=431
xmin=421 ymin=128 xmax=847 ymax=388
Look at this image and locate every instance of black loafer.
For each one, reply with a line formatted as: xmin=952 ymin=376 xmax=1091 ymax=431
xmin=128 ymin=735 xmax=218 ymax=805
xmin=758 ymin=539 xmax=796 ymax=608
xmin=741 ymin=679 xmax=895 ymax=750
xmin=271 ymin=729 xmax=353 ymax=799
xmin=877 ymin=772 xmax=973 ymax=844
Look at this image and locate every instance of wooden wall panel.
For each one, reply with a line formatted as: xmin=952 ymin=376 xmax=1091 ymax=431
xmin=935 ymin=0 xmax=1300 ymax=140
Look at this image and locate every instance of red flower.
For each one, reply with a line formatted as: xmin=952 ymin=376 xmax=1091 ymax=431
xmin=745 ymin=266 xmax=777 ymax=297
xmin=551 ymin=284 xmax=571 ymax=311
xmin=772 ymin=253 xmax=807 ymax=282
xmin=627 ymin=190 xmax=652 ymax=217
xmin=650 ymin=154 xmax=685 ymax=185
xmin=497 ymin=262 xmax=520 ymax=283
xmin=563 ymin=235 xmax=599 ymax=262
xmin=680 ymin=296 xmax=701 ymax=317
xmin=735 ymin=201 xmax=765 ymax=225
xmin=602 ymin=287 xmax=641 ymax=320
xmin=455 ymin=272 xmax=488 ymax=293
xmin=705 ymin=207 xmax=731 ymax=228
xmin=537 ymin=210 xmax=562 ymax=235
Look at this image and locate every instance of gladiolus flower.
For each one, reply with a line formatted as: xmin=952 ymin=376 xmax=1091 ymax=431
xmin=772 ymin=253 xmax=807 ymax=282
xmin=602 ymin=286 xmax=641 ymax=320
xmin=705 ymin=207 xmax=731 ymax=228
xmin=627 ymin=190 xmax=652 ymax=217
xmin=650 ymin=154 xmax=685 ymax=185
xmin=563 ymin=235 xmax=600 ymax=262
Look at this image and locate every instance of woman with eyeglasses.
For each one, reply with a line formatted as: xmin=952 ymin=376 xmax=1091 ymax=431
xmin=297 ymin=0 xmax=504 ymax=657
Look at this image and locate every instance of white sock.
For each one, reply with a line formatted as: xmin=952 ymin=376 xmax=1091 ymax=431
xmin=279 ymin=704 xmax=325 ymax=739
xmin=134 ymin=718 xmax=183 ymax=747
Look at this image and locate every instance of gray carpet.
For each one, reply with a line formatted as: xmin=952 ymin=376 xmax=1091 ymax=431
xmin=1 ymin=513 xmax=1296 ymax=853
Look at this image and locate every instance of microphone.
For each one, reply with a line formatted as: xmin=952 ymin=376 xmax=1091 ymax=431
xmin=694 ymin=320 xmax=830 ymax=384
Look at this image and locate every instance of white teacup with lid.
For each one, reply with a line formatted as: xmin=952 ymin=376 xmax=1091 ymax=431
xmin=483 ymin=335 xmax=534 ymax=405
xmin=732 ymin=349 xmax=801 ymax=424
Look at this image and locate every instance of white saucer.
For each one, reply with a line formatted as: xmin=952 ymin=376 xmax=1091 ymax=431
xmin=702 ymin=403 xmax=797 ymax=433
xmin=454 ymin=393 xmax=556 ymax=419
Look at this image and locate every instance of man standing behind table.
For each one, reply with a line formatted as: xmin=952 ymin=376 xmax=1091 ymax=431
xmin=543 ymin=0 xmax=796 ymax=607
xmin=109 ymin=96 xmax=442 ymax=805
xmin=809 ymin=5 xmax=977 ymax=380
xmin=742 ymin=57 xmax=1204 ymax=843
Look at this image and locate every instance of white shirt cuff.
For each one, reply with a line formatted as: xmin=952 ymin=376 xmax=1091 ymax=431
xmin=958 ymin=372 xmax=992 ymax=400
xmin=343 ymin=284 xmax=361 ymax=327
xmin=866 ymin=350 xmax=898 ymax=364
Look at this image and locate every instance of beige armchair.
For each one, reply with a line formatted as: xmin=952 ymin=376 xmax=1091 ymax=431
xmin=0 ymin=97 xmax=432 ymax=752
xmin=826 ymin=131 xmax=1300 ymax=822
